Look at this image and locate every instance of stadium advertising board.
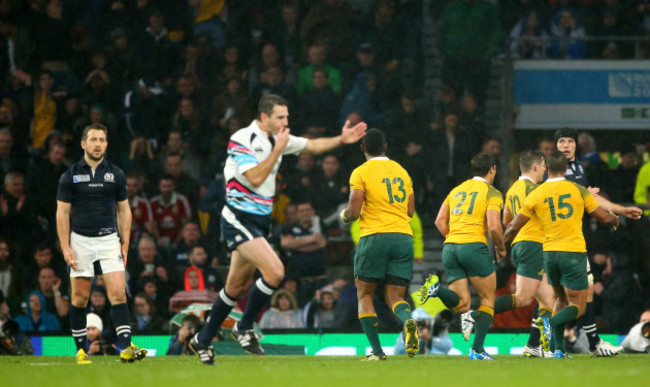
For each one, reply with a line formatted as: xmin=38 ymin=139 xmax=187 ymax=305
xmin=35 ymin=333 xmax=621 ymax=357
xmin=514 ymin=60 xmax=650 ymax=129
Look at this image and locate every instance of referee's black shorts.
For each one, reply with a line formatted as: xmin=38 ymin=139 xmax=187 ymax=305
xmin=221 ymin=205 xmax=271 ymax=251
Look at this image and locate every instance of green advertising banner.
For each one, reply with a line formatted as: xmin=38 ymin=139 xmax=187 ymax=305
xmin=39 ymin=333 xmax=621 ymax=357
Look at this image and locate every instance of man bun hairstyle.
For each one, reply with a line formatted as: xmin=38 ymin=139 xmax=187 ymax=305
xmin=470 ymin=152 xmax=497 ymax=177
xmin=362 ymin=128 xmax=386 ymax=157
xmin=547 ymin=150 xmax=568 ymax=174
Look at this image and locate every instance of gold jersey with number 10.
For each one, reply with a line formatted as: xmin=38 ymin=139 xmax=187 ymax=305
xmin=505 ymin=177 xmax=545 ymax=245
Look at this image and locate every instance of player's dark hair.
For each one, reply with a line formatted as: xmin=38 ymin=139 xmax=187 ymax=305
xmin=81 ymin=123 xmax=108 ymax=141
xmin=470 ymin=152 xmax=497 ymax=177
xmin=519 ymin=150 xmax=545 ymax=173
xmin=547 ymin=151 xmax=568 ymax=174
xmin=554 ymin=127 xmax=578 ymax=144
xmin=258 ymin=94 xmax=288 ymax=118
xmin=362 ymin=128 xmax=386 ymax=157
xmin=166 ymin=150 xmax=183 ymax=160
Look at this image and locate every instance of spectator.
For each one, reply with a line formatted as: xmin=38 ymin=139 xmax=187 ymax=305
xmin=303 ymin=287 xmax=337 ymax=328
xmin=509 ymin=10 xmax=549 ymax=59
xmin=296 ymin=43 xmax=343 ymax=96
xmin=186 ymin=245 xmax=223 ymax=292
xmin=171 ymin=221 xmax=205 ymax=266
xmin=21 ymin=244 xmax=67 ymax=291
xmin=86 ymin=312 xmax=117 ymax=356
xmin=384 ymin=89 xmax=429 ymax=155
xmin=272 ymin=3 xmax=301 ymax=75
xmin=126 ymin=173 xmax=155 ymax=245
xmin=183 ymin=266 xmax=205 ymax=291
xmin=607 ymin=144 xmax=641 ymax=203
xmin=315 ymin=154 xmax=348 ymax=218
xmin=134 ymin=9 xmax=174 ymax=82
xmin=150 ymin=175 xmax=192 ymax=247
xmin=393 ymin=308 xmax=453 ymax=355
xmin=210 ymin=77 xmax=252 ymax=131
xmin=88 ymin=285 xmax=112 ymax=337
xmin=0 ymin=239 xmax=20 ymax=315
xmin=634 ymin=156 xmax=650 ymax=213
xmin=0 ymin=106 xmax=29 ymax=164
xmin=25 ymin=142 xmax=68 ymax=222
xmin=158 ymin=130 xmax=201 ymax=181
xmin=298 ymin=68 xmax=340 ymax=133
xmin=138 ymin=275 xmax=171 ymax=319
xmin=578 ymin=132 xmax=608 ymax=188
xmin=538 ymin=137 xmax=555 ymax=157
xmin=621 ymin=309 xmax=650 ymax=353
xmin=167 ymin=313 xmax=202 ymax=355
xmin=128 ymin=237 xmax=171 ymax=292
xmin=280 ymin=201 xmax=328 ymax=306
xmin=437 ymin=0 xmax=502 ymax=111
xmin=121 ymin=136 xmax=159 ymax=183
xmin=33 ymin=267 xmax=69 ymax=328
xmin=300 ymin=0 xmax=355 ymax=64
xmin=285 ymin=153 xmax=319 ymax=202
xmin=259 ymin=289 xmax=304 ymax=329
xmin=15 ymin=291 xmax=61 ymax=333
xmin=171 ymin=98 xmax=206 ymax=155
xmin=30 ymin=70 xmax=59 ymax=153
xmin=251 ymin=66 xmax=296 ymax=108
xmin=549 ymin=7 xmax=586 ymax=59
xmin=131 ymin=292 xmax=166 ymax=335
xmin=164 ymin=151 xmax=201 ymax=214
xmin=339 ymin=71 xmax=386 ymax=128
xmin=431 ymin=84 xmax=459 ymax=130
xmin=0 ymin=313 xmax=34 ymax=355
xmin=0 ymin=171 xmax=40 ymax=252
xmin=247 ymin=43 xmax=283 ymax=94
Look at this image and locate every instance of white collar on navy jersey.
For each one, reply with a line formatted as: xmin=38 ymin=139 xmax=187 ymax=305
xmin=472 ymin=176 xmax=488 ymax=183
xmin=546 ymin=177 xmax=566 ymax=182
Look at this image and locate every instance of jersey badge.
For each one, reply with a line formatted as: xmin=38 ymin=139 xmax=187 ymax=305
xmin=104 ymin=173 xmax=115 ymax=182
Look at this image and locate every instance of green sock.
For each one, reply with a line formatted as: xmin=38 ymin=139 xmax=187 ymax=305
xmin=471 ymin=306 xmax=494 ymax=352
xmin=550 ymin=305 xmax=579 ymax=353
xmin=552 ymin=322 xmax=566 ymax=352
xmin=359 ymin=314 xmax=383 ymax=355
xmin=494 ymin=294 xmax=516 ymax=314
xmin=392 ymin=301 xmax=412 ymax=323
xmin=438 ymin=287 xmax=461 ymax=309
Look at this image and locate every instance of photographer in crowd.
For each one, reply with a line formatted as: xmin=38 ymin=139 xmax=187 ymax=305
xmin=86 ymin=313 xmax=116 ymax=356
xmin=621 ymin=309 xmax=650 ymax=354
xmin=394 ymin=308 xmax=453 ymax=355
xmin=0 ymin=311 xmax=33 ymax=356
xmin=167 ymin=314 xmax=202 ymax=356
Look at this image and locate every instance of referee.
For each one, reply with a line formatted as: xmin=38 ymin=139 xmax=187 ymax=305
xmin=56 ymin=124 xmax=146 ymax=364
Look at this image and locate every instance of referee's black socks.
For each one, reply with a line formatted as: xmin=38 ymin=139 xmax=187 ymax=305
xmin=197 ymin=289 xmax=237 ymax=345
xmin=238 ymin=278 xmax=276 ymax=331
xmin=111 ymin=303 xmax=132 ymax=350
xmin=70 ymin=305 xmax=88 ymax=351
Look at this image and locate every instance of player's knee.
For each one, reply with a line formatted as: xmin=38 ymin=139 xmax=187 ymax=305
xmin=265 ymin=266 xmax=284 ymax=287
xmin=71 ymin=296 xmax=89 ymax=308
xmin=515 ymin=293 xmax=535 ymax=307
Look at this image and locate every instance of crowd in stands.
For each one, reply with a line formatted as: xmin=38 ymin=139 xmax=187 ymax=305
xmin=0 ymin=0 xmax=649 ymax=355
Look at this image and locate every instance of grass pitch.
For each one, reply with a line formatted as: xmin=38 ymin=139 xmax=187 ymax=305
xmin=2 ymin=354 xmax=648 ymax=387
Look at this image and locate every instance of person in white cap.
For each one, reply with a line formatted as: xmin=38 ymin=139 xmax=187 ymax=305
xmin=87 ymin=313 xmax=116 ymax=356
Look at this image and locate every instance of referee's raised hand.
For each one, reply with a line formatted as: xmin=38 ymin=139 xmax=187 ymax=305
xmin=63 ymin=246 xmax=77 ymax=270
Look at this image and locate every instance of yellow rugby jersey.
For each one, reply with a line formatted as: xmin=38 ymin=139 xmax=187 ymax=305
xmin=444 ymin=177 xmax=503 ymax=245
xmin=506 ymin=177 xmax=544 ymax=245
xmin=349 ymin=157 xmax=413 ymax=237
xmin=520 ymin=177 xmax=599 ymax=253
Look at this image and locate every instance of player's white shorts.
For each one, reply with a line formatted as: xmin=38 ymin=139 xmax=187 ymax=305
xmin=70 ymin=232 xmax=124 ymax=278
xmin=586 ymin=259 xmax=594 ymax=286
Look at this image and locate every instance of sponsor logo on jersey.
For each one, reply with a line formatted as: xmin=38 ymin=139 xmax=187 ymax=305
xmin=73 ymin=174 xmax=91 ymax=183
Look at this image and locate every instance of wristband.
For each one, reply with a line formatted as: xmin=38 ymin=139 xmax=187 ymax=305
xmin=339 ymin=135 xmax=346 ymax=145
xmin=54 ymin=291 xmax=61 ymax=297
